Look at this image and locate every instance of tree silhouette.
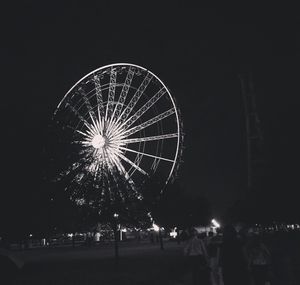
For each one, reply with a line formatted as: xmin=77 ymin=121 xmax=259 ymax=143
xmin=142 ymin=177 xmax=212 ymax=229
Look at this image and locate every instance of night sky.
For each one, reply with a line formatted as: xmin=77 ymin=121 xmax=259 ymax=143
xmin=1 ymin=2 xmax=299 ymax=218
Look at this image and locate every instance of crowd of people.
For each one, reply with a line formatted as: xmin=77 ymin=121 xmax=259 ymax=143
xmin=181 ymin=225 xmax=272 ymax=285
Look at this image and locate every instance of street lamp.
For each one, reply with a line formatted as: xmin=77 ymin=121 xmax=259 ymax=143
xmin=211 ymin=219 xmax=221 ymax=228
xmin=152 ymin=223 xmax=164 ymax=250
xmin=112 ymin=212 xmax=120 ymax=267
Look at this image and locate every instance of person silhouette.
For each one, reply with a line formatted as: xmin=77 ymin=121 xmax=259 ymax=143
xmin=219 ymin=225 xmax=249 ymax=285
xmin=247 ymin=234 xmax=272 ymax=285
xmin=183 ymin=228 xmax=210 ymax=285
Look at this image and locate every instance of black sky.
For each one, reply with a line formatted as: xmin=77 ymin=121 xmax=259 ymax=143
xmin=1 ymin=2 xmax=299 ymax=218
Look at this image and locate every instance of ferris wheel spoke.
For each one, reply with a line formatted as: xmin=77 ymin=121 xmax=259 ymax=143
xmin=106 ymin=117 xmax=118 ymax=140
xmin=67 ymin=104 xmax=89 ymax=126
xmin=87 ymin=113 xmax=102 ymax=136
xmin=97 ymin=107 xmax=105 ymax=135
xmin=93 ymin=74 xmax=105 ymax=117
xmin=105 ymin=69 xmax=118 ymax=137
xmin=87 ymin=117 xmax=100 ymax=137
xmin=130 ymin=153 xmax=144 ymax=176
xmin=78 ymin=87 xmax=97 ymax=121
xmin=89 ymin=112 xmax=99 ymax=133
xmin=116 ymin=152 xmax=148 ymax=176
xmin=67 ymin=104 xmax=98 ymax=136
xmin=107 ymin=122 xmax=127 ymax=143
xmin=111 ymin=66 xmax=135 ymax=120
xmin=116 ymin=72 xmax=153 ymax=125
xmin=92 ymin=162 xmax=102 ymax=181
xmin=105 ymin=153 xmax=133 ymax=200
xmin=84 ymin=124 xmax=98 ymax=138
xmin=123 ymin=108 xmax=176 ymax=137
xmin=106 ymin=130 xmax=127 ymax=144
xmin=108 ymin=150 xmax=128 ymax=178
xmin=112 ymin=133 xmax=178 ymax=144
xmin=75 ymin=129 xmax=93 ymax=140
xmin=108 ymin=152 xmax=123 ymax=173
xmin=105 ymin=121 xmax=119 ymax=139
xmin=119 ymin=146 xmax=175 ymax=163
xmin=106 ymin=118 xmax=126 ymax=140
xmin=105 ymin=68 xmax=117 ymax=121
xmin=80 ymin=107 xmax=105 ymax=137
xmin=103 ymin=148 xmax=117 ymax=173
xmin=121 ymin=87 xmax=167 ymax=130
xmin=101 ymin=150 xmax=112 ymax=175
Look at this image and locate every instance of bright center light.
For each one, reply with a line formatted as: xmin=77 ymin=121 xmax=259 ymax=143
xmin=91 ymin=134 xmax=106 ymax=149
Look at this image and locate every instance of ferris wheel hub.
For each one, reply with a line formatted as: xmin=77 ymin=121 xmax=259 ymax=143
xmin=91 ymin=134 xmax=106 ymax=149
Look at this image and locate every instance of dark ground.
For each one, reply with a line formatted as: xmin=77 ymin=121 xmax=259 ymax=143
xmin=4 ymin=233 xmax=300 ymax=285
xmin=8 ymin=242 xmax=184 ymax=285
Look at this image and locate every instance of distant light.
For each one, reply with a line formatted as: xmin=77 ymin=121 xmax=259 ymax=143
xmin=113 ymin=213 xmax=119 ymax=218
xmin=211 ymin=219 xmax=220 ymax=228
xmin=170 ymin=228 xmax=177 ymax=238
xmin=153 ymin=223 xmax=160 ymax=232
xmin=75 ymin=198 xmax=85 ymax=205
xmin=29 ymin=234 xmax=33 ymax=237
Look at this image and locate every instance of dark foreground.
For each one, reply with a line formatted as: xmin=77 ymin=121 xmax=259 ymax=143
xmin=7 ymin=242 xmax=186 ymax=285
xmin=4 ymin=233 xmax=300 ymax=285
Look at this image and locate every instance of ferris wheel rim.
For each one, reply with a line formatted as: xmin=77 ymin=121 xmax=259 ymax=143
xmin=55 ymin=63 xmax=183 ymax=186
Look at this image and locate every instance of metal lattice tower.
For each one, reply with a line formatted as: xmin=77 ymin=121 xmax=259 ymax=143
xmin=239 ymin=74 xmax=265 ymax=192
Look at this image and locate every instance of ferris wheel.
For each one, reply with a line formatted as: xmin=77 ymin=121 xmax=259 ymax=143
xmin=53 ymin=63 xmax=183 ymax=203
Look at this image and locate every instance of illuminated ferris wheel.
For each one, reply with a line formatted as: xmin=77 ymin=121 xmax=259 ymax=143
xmin=53 ymin=63 xmax=183 ymax=202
